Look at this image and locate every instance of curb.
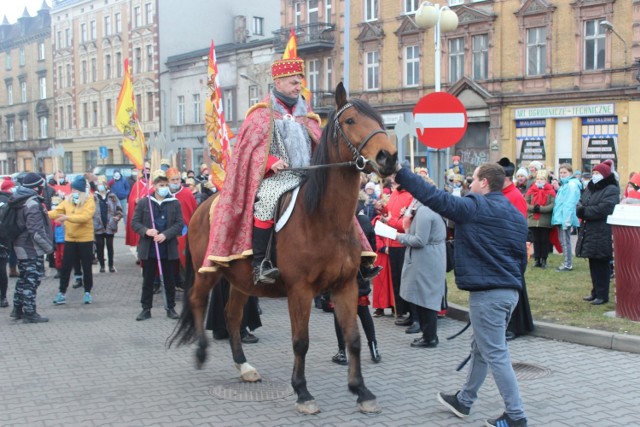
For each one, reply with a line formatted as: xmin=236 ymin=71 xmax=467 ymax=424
xmin=446 ymin=302 xmax=640 ymax=355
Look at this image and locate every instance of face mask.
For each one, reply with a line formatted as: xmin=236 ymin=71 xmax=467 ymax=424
xmin=591 ymin=174 xmax=603 ymax=184
xmin=560 ymin=177 xmax=569 ymax=184
xmin=169 ymin=183 xmax=181 ymax=192
xmin=72 ymin=192 xmax=80 ymax=204
xmin=113 ymin=173 xmax=121 ymax=180
xmin=536 ymin=182 xmax=545 ymax=189
xmin=161 ymin=165 xmax=169 ymax=171
xmin=156 ymin=187 xmax=170 ymax=198
xmin=454 ymin=183 xmax=462 ymax=188
xmin=97 ymin=185 xmax=106 ymax=192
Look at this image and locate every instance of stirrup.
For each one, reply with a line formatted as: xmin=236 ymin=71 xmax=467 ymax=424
xmin=253 ymin=261 xmax=279 ymax=285
xmin=361 ymin=265 xmax=383 ymax=281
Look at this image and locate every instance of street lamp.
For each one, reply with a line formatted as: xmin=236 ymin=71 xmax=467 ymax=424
xmin=599 ymin=20 xmax=628 ymax=70
xmin=415 ymin=2 xmax=459 ymax=186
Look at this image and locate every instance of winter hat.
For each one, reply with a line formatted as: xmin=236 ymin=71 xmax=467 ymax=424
xmin=365 ymin=182 xmax=376 ymax=191
xmin=452 ymin=156 xmax=461 ymax=162
xmin=71 ymin=177 xmax=87 ymax=192
xmin=22 ymin=172 xmax=45 ymax=188
xmin=592 ymin=162 xmax=612 ymax=179
xmin=528 ymin=161 xmax=543 ymax=172
xmin=497 ymin=157 xmax=515 ymax=177
xmin=1 ymin=177 xmax=15 ymax=192
xmin=515 ymin=167 xmax=528 ymax=178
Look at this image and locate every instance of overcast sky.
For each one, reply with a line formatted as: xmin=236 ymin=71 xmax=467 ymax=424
xmin=0 ymin=0 xmax=50 ymax=24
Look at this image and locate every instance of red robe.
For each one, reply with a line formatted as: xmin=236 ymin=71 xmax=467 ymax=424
xmin=371 ymin=216 xmax=395 ymax=310
xmin=125 ymin=178 xmax=149 ymax=247
xmin=172 ymin=186 xmax=197 ymax=267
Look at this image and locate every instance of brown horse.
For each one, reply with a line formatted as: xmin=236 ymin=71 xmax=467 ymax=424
xmin=168 ymin=83 xmax=397 ymax=414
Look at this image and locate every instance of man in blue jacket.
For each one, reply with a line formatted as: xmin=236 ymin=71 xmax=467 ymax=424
xmin=395 ymin=163 xmax=528 ymax=427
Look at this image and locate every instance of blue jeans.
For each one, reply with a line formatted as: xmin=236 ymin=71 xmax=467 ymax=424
xmin=558 ymin=226 xmax=572 ymax=268
xmin=458 ymin=289 xmax=526 ymax=420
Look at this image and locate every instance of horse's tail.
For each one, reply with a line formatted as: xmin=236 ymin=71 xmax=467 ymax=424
xmin=167 ymin=239 xmax=198 ymax=348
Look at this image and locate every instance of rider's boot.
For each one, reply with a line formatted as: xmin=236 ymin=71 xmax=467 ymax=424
xmin=360 ymin=261 xmax=382 ymax=281
xmin=252 ymin=226 xmax=279 ymax=285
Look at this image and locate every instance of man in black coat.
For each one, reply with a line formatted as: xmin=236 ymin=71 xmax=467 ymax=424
xmin=131 ymin=170 xmax=184 ymax=321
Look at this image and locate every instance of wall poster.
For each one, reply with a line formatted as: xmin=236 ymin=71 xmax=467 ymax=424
xmin=581 ymin=117 xmax=618 ymax=173
xmin=516 ymin=119 xmax=546 ymax=166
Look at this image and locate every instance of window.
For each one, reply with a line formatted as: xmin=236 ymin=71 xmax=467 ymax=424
xmin=404 ymin=45 xmax=420 ymax=87
xmin=90 ymin=20 xmax=96 ymax=40
xmin=57 ymin=31 xmax=62 ymax=48
xmin=105 ymin=99 xmax=112 ymax=125
xmin=404 ymin=0 xmax=419 ymax=14
xmin=21 ymin=81 xmax=27 ymax=103
xmin=8 ymin=121 xmax=15 ymax=142
xmin=105 ymin=54 xmax=112 ymax=79
xmin=472 ymin=34 xmax=488 ymax=80
xmin=325 ymin=0 xmax=332 ymax=23
xmin=449 ymin=0 xmax=463 ymax=5
xmin=19 ymin=48 xmax=25 ymax=66
xmin=307 ymin=59 xmax=319 ymax=106
xmin=65 ymin=28 xmax=71 ymax=46
xmin=325 ymin=57 xmax=333 ymax=91
xmin=81 ymin=23 xmax=87 ymax=43
xmin=66 ymin=64 xmax=72 ymax=86
xmin=294 ymin=3 xmax=301 ymax=26
xmin=92 ymin=101 xmax=98 ymax=127
xmin=146 ymin=92 xmax=153 ymax=121
xmin=82 ymin=60 xmax=87 ymax=84
xmin=135 ymin=48 xmax=141 ymax=73
xmin=83 ymin=102 xmax=88 ymax=127
xmin=115 ymin=13 xmax=122 ymax=33
xmin=38 ymin=42 xmax=45 ymax=60
xmin=146 ymin=45 xmax=153 ymax=72
xmin=64 ymin=152 xmax=73 ymax=172
xmin=21 ymin=119 xmax=28 ymax=141
xmin=192 ymin=94 xmax=201 ymax=123
xmin=116 ymin=52 xmax=122 ymax=78
xmin=584 ymin=19 xmax=605 ymax=71
xmin=39 ymin=116 xmax=48 ymax=138
xmin=104 ymin=16 xmax=112 ymax=36
xmin=135 ymin=95 xmax=142 ymax=121
xmin=249 ymin=85 xmax=260 ymax=106
xmin=224 ymin=90 xmax=233 ymax=122
xmin=58 ymin=66 xmax=63 ymax=88
xmin=364 ymin=0 xmax=378 ymax=22
xmin=59 ymin=106 xmax=64 ymax=129
xmin=308 ymin=0 xmax=318 ymax=23
xmin=253 ymin=17 xmax=264 ymax=35
xmin=84 ymin=150 xmax=97 ymax=171
xmin=134 ymin=6 xmax=142 ymax=27
xmin=7 ymin=84 xmax=13 ymax=105
xmin=145 ymin=3 xmax=153 ymax=25
xmin=67 ymin=105 xmax=72 ymax=129
xmin=39 ymin=76 xmax=47 ymax=99
xmin=91 ymin=58 xmax=98 ymax=83
xmin=527 ymin=27 xmax=546 ymax=76
xmin=365 ymin=51 xmax=379 ymax=90
xmin=5 ymin=53 xmax=10 ymax=70
xmin=177 ymin=96 xmax=185 ymax=125
xmin=448 ymin=37 xmax=464 ymax=83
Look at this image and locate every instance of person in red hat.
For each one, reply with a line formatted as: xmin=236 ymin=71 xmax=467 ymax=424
xmin=575 ymin=161 xmax=619 ymax=305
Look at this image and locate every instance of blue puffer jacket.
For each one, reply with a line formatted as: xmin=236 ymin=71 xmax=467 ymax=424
xmin=395 ymin=167 xmax=528 ymax=292
xmin=552 ymin=176 xmax=581 ymax=229
xmin=110 ymin=176 xmax=130 ymax=200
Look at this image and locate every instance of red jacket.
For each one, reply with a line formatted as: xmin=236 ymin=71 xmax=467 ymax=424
xmin=384 ymin=188 xmax=414 ymax=248
xmin=502 ymin=182 xmax=527 ymax=218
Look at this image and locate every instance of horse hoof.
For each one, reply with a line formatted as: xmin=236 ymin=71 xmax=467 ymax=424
xmin=195 ymin=348 xmax=207 ymax=369
xmin=358 ymin=399 xmax=381 ymax=414
xmin=296 ymin=400 xmax=321 ymax=415
xmin=236 ymin=362 xmax=261 ymax=382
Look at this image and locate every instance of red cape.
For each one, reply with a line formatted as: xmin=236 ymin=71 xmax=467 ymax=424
xmin=125 ymin=179 xmax=149 ymax=247
xmin=173 ymin=186 xmax=197 ymax=267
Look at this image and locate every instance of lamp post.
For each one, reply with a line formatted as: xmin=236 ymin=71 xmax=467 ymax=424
xmin=415 ymin=2 xmax=459 ymax=187
xmin=599 ymin=20 xmax=628 ymax=71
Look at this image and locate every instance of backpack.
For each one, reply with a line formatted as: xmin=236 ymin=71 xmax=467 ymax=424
xmin=0 ymin=195 xmax=23 ymax=248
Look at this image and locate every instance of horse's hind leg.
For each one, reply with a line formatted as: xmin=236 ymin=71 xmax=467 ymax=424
xmin=190 ymin=271 xmax=218 ymax=369
xmin=332 ymin=282 xmax=380 ymax=414
xmin=288 ymin=287 xmax=320 ymax=414
xmin=226 ymin=286 xmax=261 ymax=382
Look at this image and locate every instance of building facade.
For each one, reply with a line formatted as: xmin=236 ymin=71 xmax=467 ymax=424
xmin=0 ymin=3 xmax=54 ymax=174
xmin=51 ymin=0 xmax=160 ymax=173
xmin=281 ymin=0 xmax=640 ymax=183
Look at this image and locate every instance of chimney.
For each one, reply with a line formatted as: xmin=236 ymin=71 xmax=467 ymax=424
xmin=234 ymin=15 xmax=247 ymax=44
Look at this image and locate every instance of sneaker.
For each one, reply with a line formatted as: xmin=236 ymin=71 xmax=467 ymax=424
xmin=52 ymin=293 xmax=66 ymax=305
xmin=84 ymin=292 xmax=92 ymax=304
xmin=437 ymin=391 xmax=470 ymax=418
xmin=372 ymin=308 xmax=384 ymax=317
xmin=485 ymin=412 xmax=527 ymax=427
xmin=332 ymin=349 xmax=348 ymax=365
xmin=556 ymin=265 xmax=573 ymax=272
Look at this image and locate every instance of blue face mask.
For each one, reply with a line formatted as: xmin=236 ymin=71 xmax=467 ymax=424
xmin=72 ymin=192 xmax=80 ymax=204
xmin=169 ymin=183 xmax=181 ymax=192
xmin=156 ymin=187 xmax=170 ymax=198
xmin=560 ymin=177 xmax=569 ymax=184
xmin=97 ymin=185 xmax=106 ymax=192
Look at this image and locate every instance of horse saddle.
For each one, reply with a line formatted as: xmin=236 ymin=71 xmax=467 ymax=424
xmin=274 ymin=186 xmax=300 ymax=232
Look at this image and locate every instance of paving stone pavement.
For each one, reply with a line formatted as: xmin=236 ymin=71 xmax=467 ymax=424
xmin=2 ymin=232 xmax=640 ymax=427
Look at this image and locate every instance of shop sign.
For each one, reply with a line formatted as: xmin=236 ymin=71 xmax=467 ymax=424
xmin=514 ymin=103 xmax=615 ymax=119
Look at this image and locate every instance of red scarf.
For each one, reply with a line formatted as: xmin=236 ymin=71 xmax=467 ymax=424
xmin=527 ymin=183 xmax=554 ymax=220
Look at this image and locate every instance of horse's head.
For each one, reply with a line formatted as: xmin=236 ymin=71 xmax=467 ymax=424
xmin=331 ymin=83 xmax=398 ymax=177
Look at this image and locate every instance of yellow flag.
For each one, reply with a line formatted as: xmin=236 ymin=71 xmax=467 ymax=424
xmin=115 ymin=58 xmax=146 ymax=170
xmin=205 ymin=40 xmax=232 ymax=191
xmin=282 ymin=29 xmax=312 ymax=102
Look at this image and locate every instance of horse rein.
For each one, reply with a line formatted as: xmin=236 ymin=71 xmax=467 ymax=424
xmin=286 ymin=102 xmax=387 ymax=173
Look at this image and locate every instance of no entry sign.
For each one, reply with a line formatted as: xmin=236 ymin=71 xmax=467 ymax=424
xmin=413 ymin=92 xmax=468 ymax=149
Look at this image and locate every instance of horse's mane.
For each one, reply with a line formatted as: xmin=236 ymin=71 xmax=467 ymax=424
xmin=303 ymin=99 xmax=384 ymax=214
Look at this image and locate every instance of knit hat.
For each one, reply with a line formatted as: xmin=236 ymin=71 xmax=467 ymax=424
xmin=452 ymin=156 xmax=461 ymax=162
xmin=515 ymin=167 xmax=528 ymax=178
xmin=365 ymin=182 xmax=376 ymax=191
xmin=71 ymin=177 xmax=87 ymax=192
xmin=1 ymin=177 xmax=15 ymax=192
xmin=528 ymin=161 xmax=543 ymax=171
xmin=592 ymin=162 xmax=612 ymax=178
xmin=22 ymin=172 xmax=45 ymax=189
xmin=497 ymin=157 xmax=515 ymax=177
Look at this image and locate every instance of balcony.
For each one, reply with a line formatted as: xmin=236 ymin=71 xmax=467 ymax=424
xmin=308 ymin=90 xmax=336 ymax=115
xmin=274 ymin=23 xmax=335 ymax=54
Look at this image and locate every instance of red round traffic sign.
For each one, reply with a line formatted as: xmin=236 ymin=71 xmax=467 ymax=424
xmin=413 ymin=92 xmax=468 ymax=149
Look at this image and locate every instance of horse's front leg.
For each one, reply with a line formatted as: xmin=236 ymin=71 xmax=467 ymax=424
xmin=226 ymin=286 xmax=260 ymax=382
xmin=190 ymin=272 xmax=218 ymax=369
xmin=287 ymin=287 xmax=319 ymax=414
xmin=332 ymin=279 xmax=380 ymax=414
